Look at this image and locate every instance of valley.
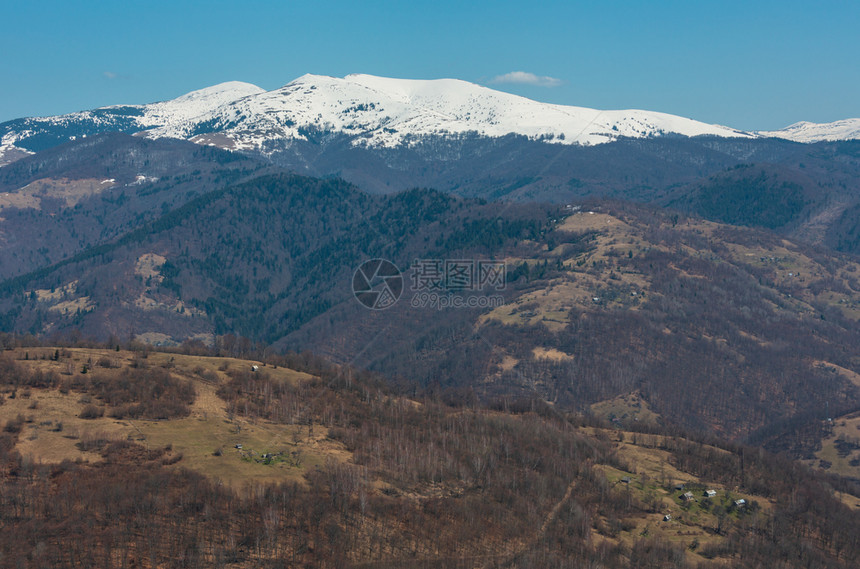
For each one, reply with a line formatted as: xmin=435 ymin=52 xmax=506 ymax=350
xmin=0 ymin=170 xmax=858 ymax=476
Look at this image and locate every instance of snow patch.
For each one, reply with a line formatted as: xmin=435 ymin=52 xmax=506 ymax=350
xmin=132 ymin=174 xmax=159 ymax=185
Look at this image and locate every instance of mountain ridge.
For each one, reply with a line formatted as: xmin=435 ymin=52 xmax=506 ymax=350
xmin=756 ymin=118 xmax=860 ymax=143
xmin=4 ymin=73 xmax=855 ymax=168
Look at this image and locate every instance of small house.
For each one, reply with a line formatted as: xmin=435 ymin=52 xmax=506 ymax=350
xmin=251 ymin=365 xmax=259 ymax=372
xmin=674 ymin=483 xmax=685 ymax=491
xmin=235 ymin=444 xmax=242 ymax=449
xmin=663 ymin=514 xmax=672 ymax=522
xmin=705 ymin=489 xmax=717 ymax=498
xmin=682 ymin=492 xmax=695 ymax=501
xmin=734 ymin=499 xmax=746 ymax=508
xmin=621 ymin=476 xmax=631 ymax=484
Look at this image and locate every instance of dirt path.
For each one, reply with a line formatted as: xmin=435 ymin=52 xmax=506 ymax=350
xmin=539 ymin=480 xmax=577 ymax=536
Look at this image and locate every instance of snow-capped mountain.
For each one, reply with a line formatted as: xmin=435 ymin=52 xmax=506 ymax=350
xmin=145 ymin=73 xmax=754 ymax=150
xmin=120 ymin=81 xmax=265 ymax=128
xmin=3 ymin=73 xmax=859 ymax=168
xmin=757 ymin=119 xmax=860 ymax=143
xmin=0 ymin=81 xmax=263 ymax=164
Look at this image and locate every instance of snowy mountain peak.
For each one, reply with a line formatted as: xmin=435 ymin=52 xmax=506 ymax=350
xmin=167 ymin=81 xmax=265 ymax=105
xmin=343 ymin=74 xmax=484 ymax=98
xmin=135 ymin=81 xmax=266 ymax=129
xmin=0 ymin=79 xmax=267 ymax=162
xmin=756 ymin=119 xmax=860 ymax=143
xmin=146 ymin=73 xmax=757 ymax=151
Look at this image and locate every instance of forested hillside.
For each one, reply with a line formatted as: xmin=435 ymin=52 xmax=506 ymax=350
xmin=0 ymin=344 xmax=858 ymax=568
xmin=0 ymin=134 xmax=269 ymax=279
xmin=0 ymin=171 xmax=859 ymax=470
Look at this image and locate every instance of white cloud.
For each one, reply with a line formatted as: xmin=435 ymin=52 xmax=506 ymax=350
xmin=490 ymin=71 xmax=562 ymax=87
xmin=103 ymin=71 xmax=118 ymax=79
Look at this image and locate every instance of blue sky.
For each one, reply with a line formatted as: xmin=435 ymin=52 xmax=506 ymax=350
xmin=2 ymin=1 xmax=858 ymax=130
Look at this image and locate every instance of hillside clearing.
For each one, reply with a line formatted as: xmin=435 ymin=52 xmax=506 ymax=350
xmin=0 ymin=348 xmax=347 ymax=487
